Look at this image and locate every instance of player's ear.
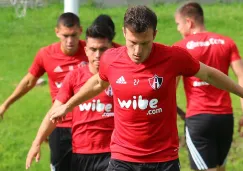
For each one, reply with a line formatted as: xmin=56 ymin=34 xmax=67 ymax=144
xmin=122 ymin=27 xmax=126 ymax=38
xmin=185 ymin=17 xmax=193 ymax=29
xmin=153 ymin=29 xmax=157 ymax=40
xmin=55 ymin=27 xmax=60 ymax=38
xmin=84 ymin=46 xmax=88 ymax=55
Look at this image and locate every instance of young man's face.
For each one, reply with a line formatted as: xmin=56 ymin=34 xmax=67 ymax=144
xmin=123 ymin=27 xmax=156 ymax=64
xmin=85 ymin=37 xmax=111 ymax=70
xmin=55 ymin=24 xmax=82 ymax=55
xmin=175 ymin=13 xmax=191 ymax=38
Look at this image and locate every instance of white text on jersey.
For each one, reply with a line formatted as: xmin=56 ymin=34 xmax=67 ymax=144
xmin=193 ymin=81 xmax=209 ymax=87
xmin=186 ymin=38 xmax=225 ymax=50
xmin=118 ymin=95 xmax=162 ymax=115
xmin=78 ymin=99 xmax=113 ymax=113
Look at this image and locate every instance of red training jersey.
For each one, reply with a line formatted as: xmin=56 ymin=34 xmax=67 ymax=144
xmin=56 ymin=65 xmax=114 ymax=154
xmin=174 ymin=32 xmax=241 ymax=117
xmin=29 ymin=40 xmax=88 ymax=127
xmin=99 ymin=43 xmax=200 ymax=163
xmin=112 ymin=42 xmax=122 ymax=48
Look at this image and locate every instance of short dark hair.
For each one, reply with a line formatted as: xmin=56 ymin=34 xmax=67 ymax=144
xmin=85 ymin=23 xmax=114 ymax=42
xmin=93 ymin=14 xmax=116 ymax=40
xmin=124 ymin=5 xmax=157 ymax=33
xmin=57 ymin=12 xmax=80 ymax=27
xmin=176 ymin=1 xmax=204 ymax=25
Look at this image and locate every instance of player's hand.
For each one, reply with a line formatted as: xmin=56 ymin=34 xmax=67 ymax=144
xmin=49 ymin=104 xmax=68 ymax=123
xmin=238 ymin=115 xmax=243 ymax=137
xmin=0 ymin=104 xmax=8 ymax=120
xmin=25 ymin=142 xmax=41 ymax=170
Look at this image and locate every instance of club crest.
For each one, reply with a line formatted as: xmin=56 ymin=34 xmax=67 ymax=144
xmin=105 ymin=86 xmax=113 ymax=97
xmin=148 ymin=75 xmax=163 ymax=90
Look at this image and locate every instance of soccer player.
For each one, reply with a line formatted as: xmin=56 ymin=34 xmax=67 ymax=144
xmin=174 ymin=2 xmax=243 ymax=171
xmin=48 ymin=6 xmax=243 ymax=171
xmin=26 ymin=23 xmax=118 ymax=171
xmin=0 ymin=13 xmax=88 ymax=171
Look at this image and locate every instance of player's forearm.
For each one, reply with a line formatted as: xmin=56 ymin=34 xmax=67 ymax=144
xmin=33 ymin=113 xmax=56 ymax=145
xmin=3 ymin=76 xmax=37 ymax=108
xmin=206 ymin=67 xmax=243 ymax=98
xmin=65 ymin=74 xmax=107 ymax=112
xmin=32 ymin=101 xmax=63 ymax=145
xmin=237 ymin=76 xmax=243 ymax=111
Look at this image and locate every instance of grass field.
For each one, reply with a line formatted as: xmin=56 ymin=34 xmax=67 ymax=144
xmin=0 ymin=2 xmax=243 ymax=171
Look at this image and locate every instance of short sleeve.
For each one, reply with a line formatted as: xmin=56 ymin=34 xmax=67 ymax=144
xmin=28 ymin=49 xmax=46 ymax=77
xmin=172 ymin=46 xmax=200 ymax=77
xmin=99 ymin=47 xmax=123 ymax=82
xmin=99 ymin=50 xmax=111 ymax=82
xmin=56 ymin=71 xmax=74 ymax=103
xmin=229 ymin=39 xmax=241 ymax=62
xmin=172 ymin=40 xmax=183 ymax=47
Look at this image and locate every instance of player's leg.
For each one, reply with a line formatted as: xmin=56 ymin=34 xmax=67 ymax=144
xmin=49 ymin=127 xmax=72 ymax=171
xmin=204 ymin=169 xmax=217 ymax=171
xmin=217 ymin=166 xmax=225 ymax=171
xmin=217 ymin=114 xmax=233 ymax=171
xmin=186 ymin=114 xmax=218 ymax=171
xmin=49 ymin=128 xmax=61 ymax=170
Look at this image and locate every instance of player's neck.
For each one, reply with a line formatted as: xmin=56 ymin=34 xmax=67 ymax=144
xmin=61 ymin=46 xmax=79 ymax=56
xmin=88 ymin=63 xmax=98 ymax=74
xmin=191 ymin=26 xmax=207 ymax=35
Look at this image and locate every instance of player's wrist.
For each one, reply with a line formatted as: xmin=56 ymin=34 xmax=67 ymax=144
xmin=32 ymin=138 xmax=42 ymax=146
xmin=64 ymin=103 xmax=72 ymax=114
xmin=2 ymin=101 xmax=10 ymax=109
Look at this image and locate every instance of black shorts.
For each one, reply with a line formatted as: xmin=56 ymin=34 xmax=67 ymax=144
xmin=107 ymin=159 xmax=180 ymax=171
xmin=185 ymin=114 xmax=233 ymax=170
xmin=49 ymin=127 xmax=72 ymax=171
xmin=71 ymin=152 xmax=111 ymax=171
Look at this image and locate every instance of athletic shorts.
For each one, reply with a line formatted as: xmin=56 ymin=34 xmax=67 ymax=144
xmin=49 ymin=127 xmax=72 ymax=171
xmin=185 ymin=114 xmax=233 ymax=170
xmin=71 ymin=152 xmax=111 ymax=171
xmin=107 ymin=158 xmax=180 ymax=171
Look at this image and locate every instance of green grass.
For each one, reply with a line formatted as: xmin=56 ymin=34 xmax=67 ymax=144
xmin=0 ymin=2 xmax=243 ymax=171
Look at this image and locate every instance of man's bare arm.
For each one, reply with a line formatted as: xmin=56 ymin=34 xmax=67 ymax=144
xmin=50 ymin=74 xmax=109 ymax=121
xmin=0 ymin=73 xmax=38 ymax=119
xmin=195 ymin=62 xmax=243 ymax=98
xmin=176 ymin=76 xmax=186 ymax=120
xmin=26 ymin=100 xmax=62 ymax=169
xmin=231 ymin=60 xmax=243 ymax=137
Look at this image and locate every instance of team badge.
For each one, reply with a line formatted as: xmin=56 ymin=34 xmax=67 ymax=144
xmin=105 ymin=86 xmax=113 ymax=97
xmin=148 ymin=75 xmax=163 ymax=90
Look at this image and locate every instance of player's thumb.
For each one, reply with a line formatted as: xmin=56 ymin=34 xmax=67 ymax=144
xmin=36 ymin=152 xmax=41 ymax=162
xmin=49 ymin=113 xmax=59 ymax=121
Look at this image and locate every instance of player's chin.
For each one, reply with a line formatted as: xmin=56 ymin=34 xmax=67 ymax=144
xmin=132 ymin=57 xmax=143 ymax=64
xmin=66 ymin=46 xmax=74 ymax=51
xmin=93 ymin=61 xmax=100 ymax=67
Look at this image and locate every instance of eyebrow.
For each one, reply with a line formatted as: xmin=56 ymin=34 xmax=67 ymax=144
xmin=130 ymin=40 xmax=150 ymax=44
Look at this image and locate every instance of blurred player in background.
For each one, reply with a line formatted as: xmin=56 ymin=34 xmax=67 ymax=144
xmin=174 ymin=1 xmax=243 ymax=171
xmin=0 ymin=12 xmax=88 ymax=171
xmin=26 ymin=21 xmax=120 ymax=171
